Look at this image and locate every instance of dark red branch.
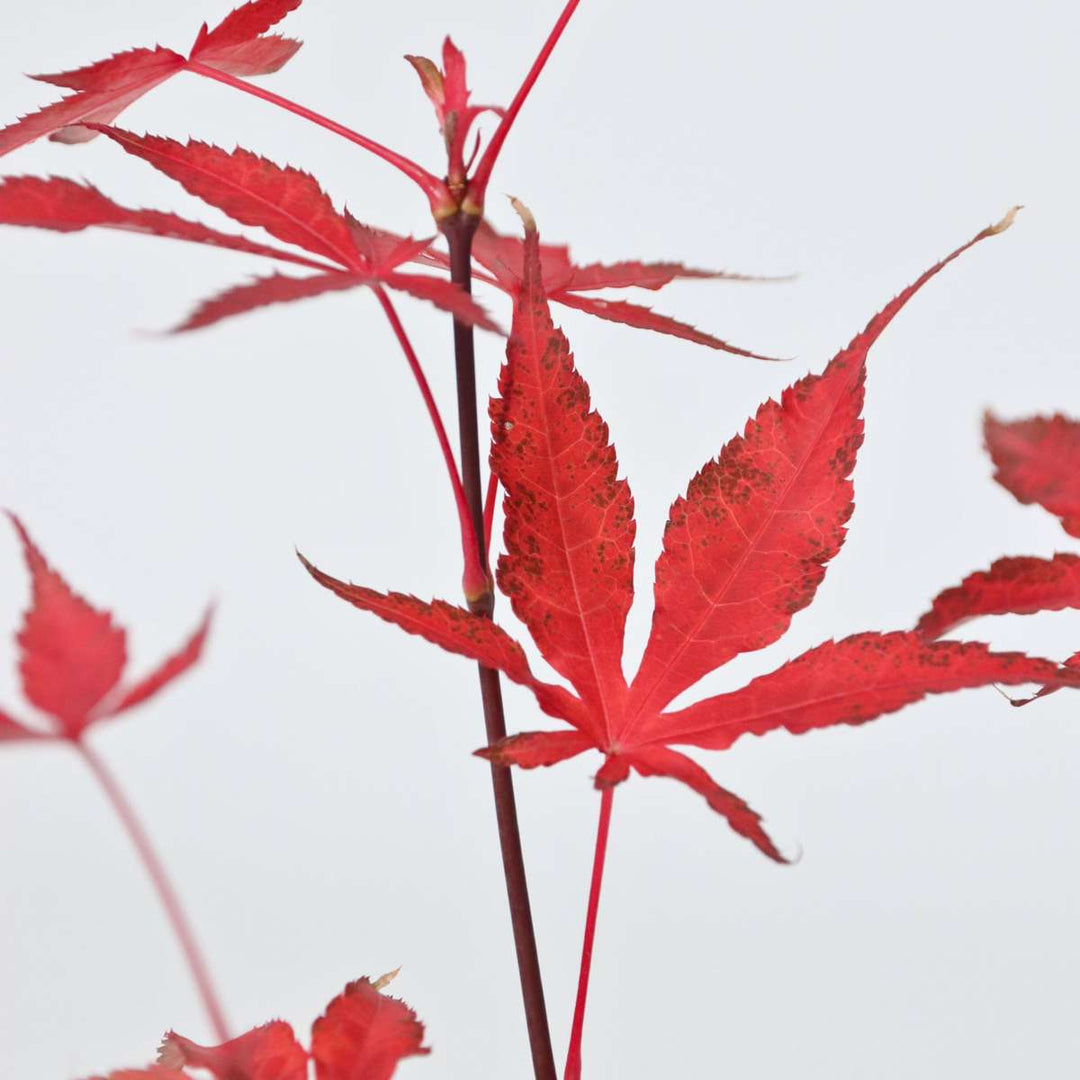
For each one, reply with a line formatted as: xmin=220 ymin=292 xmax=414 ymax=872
xmin=442 ymin=211 xmax=557 ymax=1080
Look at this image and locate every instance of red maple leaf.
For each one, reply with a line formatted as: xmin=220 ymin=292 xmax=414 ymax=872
xmin=918 ymin=411 xmax=1080 ymax=704
xmin=0 ymin=143 xmax=501 ymax=599
xmin=0 ymin=0 xmax=303 ymax=156
xmin=0 ymin=0 xmax=594 ymax=219
xmin=0 ymin=515 xmax=233 ymax=1038
xmin=93 ymin=974 xmax=430 ymax=1080
xmin=0 ymin=175 xmax=332 ymax=269
xmin=189 ymin=0 xmax=304 ymax=77
xmin=299 ymin=207 xmax=1080 ymax=861
xmin=415 ymin=219 xmax=784 ymax=359
xmin=0 ymin=137 xmax=497 ymax=335
xmin=0 ymin=145 xmax=500 ymax=596
xmin=984 ymin=412 xmax=1080 ymax=538
xmin=0 ymin=515 xmax=210 ymax=744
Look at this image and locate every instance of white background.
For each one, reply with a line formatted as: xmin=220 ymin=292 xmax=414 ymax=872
xmin=2 ymin=1 xmax=1079 ymax=1077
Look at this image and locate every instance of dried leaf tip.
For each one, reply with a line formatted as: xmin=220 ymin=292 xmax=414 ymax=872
xmin=405 ymin=54 xmax=443 ymax=102
xmin=372 ymin=967 xmax=402 ymax=991
xmin=156 ymin=1033 xmax=184 ymax=1068
xmin=508 ymin=196 xmax=537 ymax=235
xmin=988 ymin=204 xmax=1023 ymax=235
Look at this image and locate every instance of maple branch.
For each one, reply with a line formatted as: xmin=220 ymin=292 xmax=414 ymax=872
xmin=442 ymin=211 xmax=557 ymax=1080
xmin=563 ymin=786 xmax=614 ymax=1080
xmin=372 ymin=285 xmax=487 ymax=599
xmin=466 ymin=0 xmax=583 ymax=211
xmin=73 ymin=739 xmax=229 ymax=1043
xmin=184 ymin=61 xmax=453 ymax=214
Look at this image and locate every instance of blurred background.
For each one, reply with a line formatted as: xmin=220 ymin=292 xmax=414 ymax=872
xmin=1 ymin=1 xmax=1079 ymax=1076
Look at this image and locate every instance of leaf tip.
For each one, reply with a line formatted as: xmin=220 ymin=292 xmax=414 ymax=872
xmin=508 ymin=196 xmax=536 ymax=235
xmin=372 ymin=967 xmax=401 ymax=990
xmin=190 ymin=22 xmax=211 ymax=56
xmin=156 ymin=1032 xmax=185 ymax=1069
xmin=987 ymin=204 xmax=1023 ymax=236
xmin=5 ymin=510 xmax=34 ymax=557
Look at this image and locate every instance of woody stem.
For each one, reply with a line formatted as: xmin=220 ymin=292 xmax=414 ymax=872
xmin=442 ymin=211 xmax=557 ymax=1080
xmin=73 ymin=738 xmax=230 ymax=1043
xmin=563 ymin=786 xmax=614 ymax=1080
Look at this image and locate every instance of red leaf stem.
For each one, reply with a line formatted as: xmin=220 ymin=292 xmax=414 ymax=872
xmin=73 ymin=739 xmax=229 ymax=1042
xmin=372 ymin=285 xmax=488 ymax=599
xmin=185 ymin=60 xmax=452 ymax=213
xmin=466 ymin=0 xmax=582 ymax=211
xmin=563 ymin=786 xmax=613 ymax=1080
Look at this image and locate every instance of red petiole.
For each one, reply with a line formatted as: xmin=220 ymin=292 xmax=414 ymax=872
xmin=373 ymin=285 xmax=488 ymax=599
xmin=564 ymin=786 xmax=614 ymax=1080
xmin=185 ymin=60 xmax=454 ymax=215
xmin=73 ymin=739 xmax=230 ymax=1043
xmin=465 ymin=0 xmax=583 ymax=212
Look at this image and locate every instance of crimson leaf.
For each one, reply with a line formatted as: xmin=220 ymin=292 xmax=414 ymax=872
xmin=0 ymin=515 xmax=210 ymax=741
xmin=0 ymin=0 xmax=304 ymax=154
xmin=301 ymin=209 xmax=1075 ymax=861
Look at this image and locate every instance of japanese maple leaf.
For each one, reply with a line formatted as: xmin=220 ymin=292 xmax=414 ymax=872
xmin=0 ymin=515 xmax=210 ymax=745
xmin=300 ymin=207 xmax=1080 ymax=860
xmin=417 ymin=220 xmax=783 ymax=359
xmin=0 ymin=137 xmax=497 ymax=334
xmin=0 ymin=148 xmax=499 ymax=602
xmin=984 ymin=412 xmax=1080 ymax=538
xmin=91 ymin=974 xmax=429 ymax=1080
xmin=918 ymin=411 xmax=1080 ymax=703
xmin=0 ymin=0 xmax=302 ymax=156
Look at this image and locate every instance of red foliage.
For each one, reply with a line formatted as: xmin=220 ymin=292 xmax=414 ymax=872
xmin=101 ymin=976 xmax=430 ymax=1080
xmin=918 ymin=553 xmax=1080 ymax=639
xmin=0 ymin=140 xmax=497 ymax=334
xmin=918 ymin=412 xmax=1080 ymax=704
xmin=985 ymin=412 xmax=1080 ymax=538
xmin=311 ymin=977 xmax=431 ymax=1080
xmin=190 ymin=0 xmax=303 ymax=77
xmin=159 ymin=1022 xmax=307 ymax=1080
xmin=0 ymin=0 xmax=303 ymax=155
xmin=97 ymin=127 xmax=359 ymax=264
xmin=300 ymin=209 xmax=1080 ymax=860
xmin=0 ymin=176 xmax=329 ymax=269
xmin=419 ymin=221 xmax=783 ymax=358
xmin=0 ymin=516 xmax=210 ymax=742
